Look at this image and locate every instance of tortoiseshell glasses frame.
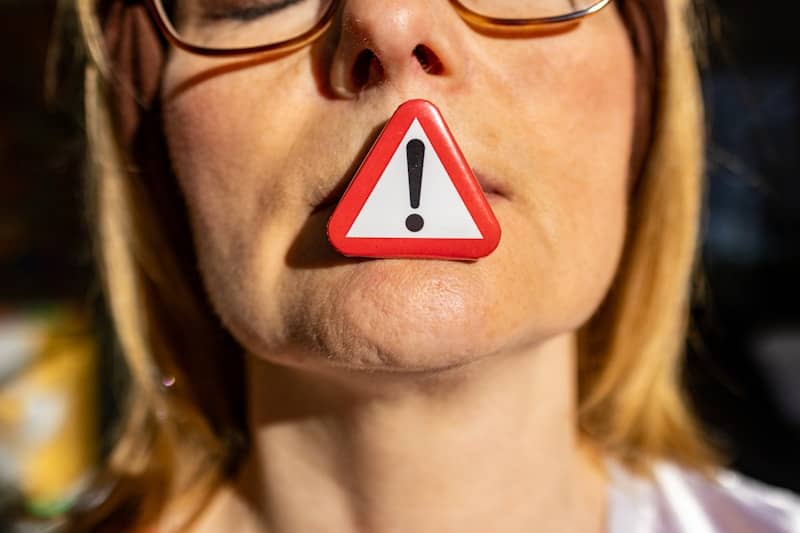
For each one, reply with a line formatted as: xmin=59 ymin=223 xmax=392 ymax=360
xmin=141 ymin=0 xmax=615 ymax=57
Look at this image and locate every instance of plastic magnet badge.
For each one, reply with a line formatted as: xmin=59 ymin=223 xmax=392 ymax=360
xmin=327 ymin=99 xmax=502 ymax=260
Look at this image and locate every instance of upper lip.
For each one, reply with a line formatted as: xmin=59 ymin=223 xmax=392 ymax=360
xmin=311 ymin=168 xmax=508 ymax=213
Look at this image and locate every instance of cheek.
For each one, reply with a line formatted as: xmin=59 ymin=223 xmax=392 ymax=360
xmin=557 ymin=59 xmax=634 ymax=325
xmin=161 ymin=56 xmax=304 ymax=222
xmin=499 ymin=13 xmax=635 ymax=326
xmin=160 ymin=54 xmax=318 ymax=283
xmin=158 ymin=57 xmax=315 ymax=340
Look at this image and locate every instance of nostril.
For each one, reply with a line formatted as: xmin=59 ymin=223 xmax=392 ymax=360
xmin=348 ymin=45 xmax=443 ymax=93
xmin=413 ymin=45 xmax=444 ymax=75
xmin=352 ymin=49 xmax=385 ymax=91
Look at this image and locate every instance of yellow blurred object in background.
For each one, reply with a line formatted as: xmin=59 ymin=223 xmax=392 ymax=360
xmin=0 ymin=306 xmax=98 ymax=517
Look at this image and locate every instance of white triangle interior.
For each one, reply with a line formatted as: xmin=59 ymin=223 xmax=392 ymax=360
xmin=346 ymin=119 xmax=483 ymax=239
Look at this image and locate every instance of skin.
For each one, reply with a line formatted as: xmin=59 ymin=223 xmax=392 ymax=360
xmin=159 ymin=1 xmax=636 ymax=531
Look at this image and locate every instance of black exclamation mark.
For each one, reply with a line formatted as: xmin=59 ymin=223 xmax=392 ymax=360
xmin=405 ymin=139 xmax=425 ymax=232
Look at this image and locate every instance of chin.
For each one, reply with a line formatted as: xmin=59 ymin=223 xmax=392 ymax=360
xmin=326 ymin=311 xmax=493 ymax=374
xmin=279 ymin=259 xmax=507 ymax=374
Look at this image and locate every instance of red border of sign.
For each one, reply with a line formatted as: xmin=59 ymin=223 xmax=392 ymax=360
xmin=327 ymin=100 xmax=501 ymax=260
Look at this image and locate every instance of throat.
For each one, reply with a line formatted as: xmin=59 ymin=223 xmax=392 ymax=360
xmin=195 ymin=333 xmax=607 ymax=533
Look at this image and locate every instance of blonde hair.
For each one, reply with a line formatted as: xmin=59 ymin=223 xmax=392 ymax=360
xmin=68 ymin=0 xmax=715 ymax=529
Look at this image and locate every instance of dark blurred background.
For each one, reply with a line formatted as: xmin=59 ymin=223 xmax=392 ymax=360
xmin=0 ymin=0 xmax=798 ymax=527
xmin=685 ymin=0 xmax=800 ymax=491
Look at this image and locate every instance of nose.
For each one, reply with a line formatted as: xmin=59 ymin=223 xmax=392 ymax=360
xmin=329 ymin=0 xmax=466 ymax=97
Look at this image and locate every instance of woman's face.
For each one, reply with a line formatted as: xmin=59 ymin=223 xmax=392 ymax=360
xmin=161 ymin=1 xmax=635 ymax=373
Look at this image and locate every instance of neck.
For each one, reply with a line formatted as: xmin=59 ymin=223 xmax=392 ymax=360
xmin=209 ymin=333 xmax=607 ymax=533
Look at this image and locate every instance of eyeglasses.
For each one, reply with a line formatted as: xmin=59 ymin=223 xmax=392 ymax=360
xmin=143 ymin=0 xmax=614 ymax=57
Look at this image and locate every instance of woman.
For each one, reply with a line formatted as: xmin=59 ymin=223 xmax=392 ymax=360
xmin=64 ymin=0 xmax=799 ymax=531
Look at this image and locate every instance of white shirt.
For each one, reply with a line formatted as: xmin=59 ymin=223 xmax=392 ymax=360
xmin=608 ymin=459 xmax=800 ymax=532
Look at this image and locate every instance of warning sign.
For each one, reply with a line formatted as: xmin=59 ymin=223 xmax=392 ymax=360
xmin=327 ymin=100 xmax=501 ymax=260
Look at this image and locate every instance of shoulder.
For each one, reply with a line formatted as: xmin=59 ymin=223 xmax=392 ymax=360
xmin=607 ymin=458 xmax=800 ymax=533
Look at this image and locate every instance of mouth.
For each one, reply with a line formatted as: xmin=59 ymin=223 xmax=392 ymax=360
xmin=311 ymin=169 xmax=509 ymax=214
xmin=472 ymin=170 xmax=509 ymax=200
xmin=311 ymin=178 xmax=350 ymax=214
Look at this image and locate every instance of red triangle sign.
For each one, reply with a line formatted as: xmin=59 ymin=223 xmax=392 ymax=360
xmin=327 ymin=100 xmax=501 ymax=260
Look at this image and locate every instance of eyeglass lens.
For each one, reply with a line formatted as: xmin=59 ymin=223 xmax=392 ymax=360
xmin=155 ymin=0 xmax=600 ymax=51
